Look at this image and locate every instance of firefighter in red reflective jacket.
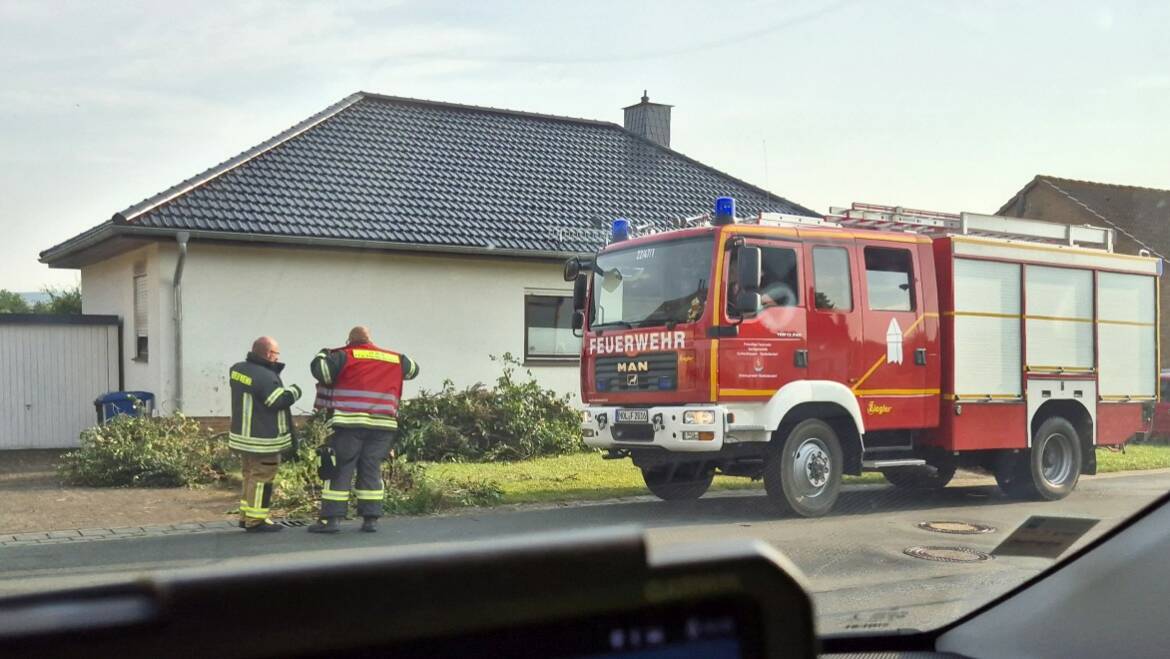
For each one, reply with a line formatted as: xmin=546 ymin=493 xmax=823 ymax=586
xmin=307 ymin=326 xmax=419 ymax=533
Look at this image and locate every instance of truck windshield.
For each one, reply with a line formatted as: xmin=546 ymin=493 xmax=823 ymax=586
xmin=591 ymin=236 xmax=714 ymax=329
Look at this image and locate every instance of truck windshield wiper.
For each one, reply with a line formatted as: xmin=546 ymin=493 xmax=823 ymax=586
xmin=593 ymin=321 xmax=634 ymax=330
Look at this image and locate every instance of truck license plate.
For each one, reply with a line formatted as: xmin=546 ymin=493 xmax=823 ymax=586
xmin=616 ymin=409 xmax=649 ymax=423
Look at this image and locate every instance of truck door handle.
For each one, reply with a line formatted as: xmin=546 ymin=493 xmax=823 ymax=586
xmin=794 ymin=350 xmax=808 ymax=368
xmin=915 ymin=348 xmax=927 ymax=366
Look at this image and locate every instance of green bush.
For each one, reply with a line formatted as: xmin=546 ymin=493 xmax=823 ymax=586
xmin=398 ymin=353 xmax=584 ymax=462
xmin=270 ymin=414 xmax=503 ymax=517
xmin=59 ymin=413 xmax=228 ymax=487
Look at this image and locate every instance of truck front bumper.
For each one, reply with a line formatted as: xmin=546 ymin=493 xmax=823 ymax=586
xmin=581 ymin=405 xmax=726 ymax=453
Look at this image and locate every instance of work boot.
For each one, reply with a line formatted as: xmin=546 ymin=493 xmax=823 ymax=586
xmin=360 ymin=517 xmax=378 ymax=533
xmin=244 ymin=520 xmax=283 ymax=533
xmin=308 ymin=517 xmax=342 ymax=534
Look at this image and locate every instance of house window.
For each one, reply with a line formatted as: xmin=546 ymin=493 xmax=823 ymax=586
xmin=133 ymin=271 xmax=149 ymax=361
xmin=524 ymin=294 xmax=580 ymax=363
xmin=813 ymin=246 xmax=853 ymax=311
xmin=864 ymin=247 xmax=916 ymax=311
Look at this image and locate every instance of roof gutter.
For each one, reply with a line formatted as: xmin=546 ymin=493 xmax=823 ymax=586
xmin=42 ymin=224 xmax=586 ymax=267
xmin=172 ymin=231 xmax=190 ymax=412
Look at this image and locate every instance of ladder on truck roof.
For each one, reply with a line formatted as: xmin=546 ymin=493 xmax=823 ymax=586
xmin=826 ymin=202 xmax=1116 ymax=252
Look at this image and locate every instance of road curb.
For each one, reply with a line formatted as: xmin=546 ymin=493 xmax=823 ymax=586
xmin=5 ymin=468 xmax=1169 ymax=547
xmin=1 ymin=521 xmax=241 ymax=547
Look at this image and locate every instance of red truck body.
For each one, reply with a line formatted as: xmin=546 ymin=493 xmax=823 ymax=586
xmin=573 ymin=202 xmax=1161 ymax=516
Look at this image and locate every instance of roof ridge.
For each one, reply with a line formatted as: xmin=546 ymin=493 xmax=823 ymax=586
xmin=359 ymin=92 xmax=812 ymax=213
xmin=1037 ymin=174 xmax=1170 ymax=195
xmin=114 ymin=93 xmax=366 ymax=223
xmin=357 ymin=91 xmax=623 ymax=130
xmin=1040 ymin=178 xmax=1167 ymax=261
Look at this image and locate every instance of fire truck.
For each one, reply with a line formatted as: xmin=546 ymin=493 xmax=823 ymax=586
xmin=566 ymin=198 xmax=1162 ymax=517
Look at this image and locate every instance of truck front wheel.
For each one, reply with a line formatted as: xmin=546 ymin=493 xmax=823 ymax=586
xmin=996 ymin=416 xmax=1082 ymax=500
xmin=763 ymin=419 xmax=843 ymax=517
xmin=641 ymin=464 xmax=714 ymax=501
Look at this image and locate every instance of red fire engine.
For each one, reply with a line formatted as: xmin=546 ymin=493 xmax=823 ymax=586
xmin=566 ymin=199 xmax=1162 ymax=517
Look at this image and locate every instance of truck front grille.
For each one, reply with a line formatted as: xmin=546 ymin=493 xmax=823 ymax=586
xmin=594 ymin=352 xmax=678 ymax=393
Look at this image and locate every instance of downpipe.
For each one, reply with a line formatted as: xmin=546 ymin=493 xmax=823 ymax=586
xmin=173 ymin=232 xmax=190 ymax=412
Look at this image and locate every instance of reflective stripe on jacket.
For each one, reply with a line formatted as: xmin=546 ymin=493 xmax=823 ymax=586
xmin=228 ymin=353 xmax=302 ymax=453
xmin=310 ymin=343 xmax=418 ymax=430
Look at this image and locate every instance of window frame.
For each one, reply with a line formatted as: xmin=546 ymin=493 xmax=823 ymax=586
xmin=132 ymin=271 xmax=149 ymax=362
xmin=862 ymin=246 xmax=917 ymax=312
xmin=725 ymin=241 xmax=802 ymax=319
xmin=523 ymin=292 xmax=580 ymax=366
xmin=812 ymin=245 xmax=854 ymax=313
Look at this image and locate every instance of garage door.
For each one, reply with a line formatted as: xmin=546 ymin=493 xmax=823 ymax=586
xmin=0 ymin=315 xmax=120 ymax=449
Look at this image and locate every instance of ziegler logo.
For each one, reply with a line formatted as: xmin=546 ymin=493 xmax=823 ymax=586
xmin=867 ymin=401 xmax=893 ymax=416
xmin=616 ymin=361 xmax=650 ymax=374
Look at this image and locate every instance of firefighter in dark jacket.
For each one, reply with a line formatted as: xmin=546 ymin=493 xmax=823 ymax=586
xmin=308 ymin=326 xmax=419 ymax=534
xmin=229 ymin=336 xmax=302 ymax=533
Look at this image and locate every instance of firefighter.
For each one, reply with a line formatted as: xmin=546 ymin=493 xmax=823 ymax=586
xmin=308 ymin=326 xmax=419 ymax=534
xmin=229 ymin=336 xmax=302 ymax=533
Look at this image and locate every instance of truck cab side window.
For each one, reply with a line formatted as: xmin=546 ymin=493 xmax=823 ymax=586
xmin=864 ymin=247 xmax=916 ymax=311
xmin=759 ymin=247 xmax=799 ymax=309
xmin=726 ymin=246 xmax=799 ymax=314
xmin=813 ymin=247 xmax=852 ymax=311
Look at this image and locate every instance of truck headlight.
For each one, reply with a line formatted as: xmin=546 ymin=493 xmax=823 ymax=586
xmin=683 ymin=410 xmax=716 ymax=425
xmin=581 ymin=411 xmax=592 ymax=423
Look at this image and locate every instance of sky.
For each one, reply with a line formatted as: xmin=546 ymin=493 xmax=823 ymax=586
xmin=1 ymin=0 xmax=1168 ymax=290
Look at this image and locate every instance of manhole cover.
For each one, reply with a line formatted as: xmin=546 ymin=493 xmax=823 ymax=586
xmin=904 ymin=546 xmax=991 ymax=563
xmin=917 ymin=521 xmax=996 ymax=535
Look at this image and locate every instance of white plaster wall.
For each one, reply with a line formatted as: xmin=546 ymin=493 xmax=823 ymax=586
xmin=79 ymin=243 xmax=171 ymax=408
xmin=177 ymin=242 xmax=580 ymax=417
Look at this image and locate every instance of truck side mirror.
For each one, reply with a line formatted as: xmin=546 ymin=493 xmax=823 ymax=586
xmin=563 ymin=256 xmax=593 ymax=282
xmin=737 ymin=246 xmax=762 ymax=291
xmin=572 ymin=276 xmax=587 ymax=312
xmin=571 ymin=310 xmax=586 ymax=337
xmin=735 ymin=291 xmax=762 ymax=316
xmin=563 ymin=257 xmax=581 ymax=282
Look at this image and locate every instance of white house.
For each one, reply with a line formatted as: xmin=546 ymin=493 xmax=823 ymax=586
xmin=41 ymin=92 xmax=812 ymax=422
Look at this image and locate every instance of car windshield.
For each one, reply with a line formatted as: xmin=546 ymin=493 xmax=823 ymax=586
xmin=592 ymin=236 xmax=713 ymax=329
xmin=1 ymin=0 xmax=1167 ymax=645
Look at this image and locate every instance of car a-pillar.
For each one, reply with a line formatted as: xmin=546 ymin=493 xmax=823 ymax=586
xmin=996 ymin=399 xmax=1094 ymax=501
xmin=762 ymin=401 xmax=864 ymax=518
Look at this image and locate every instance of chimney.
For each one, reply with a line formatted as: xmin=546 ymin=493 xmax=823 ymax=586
xmin=623 ymin=90 xmax=672 ymax=148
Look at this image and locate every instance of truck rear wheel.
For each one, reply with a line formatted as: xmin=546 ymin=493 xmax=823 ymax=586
xmin=641 ymin=464 xmax=714 ymax=501
xmin=881 ymin=464 xmax=956 ymax=490
xmin=763 ymin=419 xmax=842 ymax=518
xmin=996 ymin=416 xmax=1082 ymax=501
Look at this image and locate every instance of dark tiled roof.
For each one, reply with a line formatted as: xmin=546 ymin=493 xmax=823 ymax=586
xmin=999 ymin=175 xmax=1169 ymax=260
xmin=45 ymin=92 xmax=814 ymax=260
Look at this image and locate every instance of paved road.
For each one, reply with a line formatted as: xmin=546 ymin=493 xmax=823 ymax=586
xmin=2 ymin=470 xmax=1167 ymax=633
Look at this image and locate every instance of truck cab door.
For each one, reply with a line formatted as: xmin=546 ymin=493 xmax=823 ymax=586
xmin=800 ymin=234 xmax=862 ymax=385
xmin=853 ymin=240 xmax=934 ymax=430
xmin=718 ymin=238 xmax=807 ymax=399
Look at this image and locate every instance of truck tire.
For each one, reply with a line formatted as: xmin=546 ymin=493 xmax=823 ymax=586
xmin=881 ymin=464 xmax=956 ymax=490
xmin=641 ymin=464 xmax=714 ymax=501
xmin=763 ymin=419 xmax=843 ymax=517
xmin=996 ymin=416 xmax=1082 ymax=501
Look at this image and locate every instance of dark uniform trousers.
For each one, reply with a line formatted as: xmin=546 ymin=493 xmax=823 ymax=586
xmin=320 ymin=427 xmax=394 ymax=518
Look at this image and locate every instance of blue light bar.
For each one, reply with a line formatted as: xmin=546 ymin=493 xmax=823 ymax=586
xmin=714 ymin=196 xmax=736 ymax=222
xmin=611 ymin=218 xmax=631 ymax=242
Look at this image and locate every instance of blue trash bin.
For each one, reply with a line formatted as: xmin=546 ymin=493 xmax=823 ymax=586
xmin=94 ymin=391 xmax=156 ymax=423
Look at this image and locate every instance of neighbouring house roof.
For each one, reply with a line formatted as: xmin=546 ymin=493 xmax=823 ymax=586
xmin=999 ymin=175 xmax=1169 ymax=261
xmin=41 ymin=92 xmax=814 ymax=267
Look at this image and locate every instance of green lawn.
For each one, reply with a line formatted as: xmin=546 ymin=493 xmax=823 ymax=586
xmin=1096 ymin=444 xmax=1170 ymax=473
xmin=426 ymin=444 xmax=1170 ymax=507
xmin=425 ymin=452 xmax=885 ymax=506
